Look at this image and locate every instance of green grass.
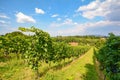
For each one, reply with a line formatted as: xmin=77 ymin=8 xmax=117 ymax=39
xmin=0 ymin=58 xmax=35 ymax=80
xmin=0 ymin=48 xmax=99 ymax=80
xmin=42 ymin=48 xmax=99 ymax=80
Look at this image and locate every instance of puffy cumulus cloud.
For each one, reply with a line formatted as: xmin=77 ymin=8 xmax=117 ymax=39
xmin=15 ymin=12 xmax=36 ymax=23
xmin=35 ymin=8 xmax=45 ymax=14
xmin=0 ymin=14 xmax=10 ymax=19
xmin=77 ymin=0 xmax=100 ymax=11
xmin=77 ymin=0 xmax=120 ymax=20
xmin=48 ymin=20 xmax=120 ymax=36
xmin=51 ymin=14 xmax=59 ymax=18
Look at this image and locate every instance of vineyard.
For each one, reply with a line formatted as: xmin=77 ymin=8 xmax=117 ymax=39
xmin=95 ymin=33 xmax=120 ymax=80
xmin=0 ymin=27 xmax=120 ymax=80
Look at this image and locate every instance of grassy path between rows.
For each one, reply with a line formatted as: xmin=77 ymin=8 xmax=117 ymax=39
xmin=0 ymin=48 xmax=100 ymax=80
xmin=42 ymin=48 xmax=99 ymax=80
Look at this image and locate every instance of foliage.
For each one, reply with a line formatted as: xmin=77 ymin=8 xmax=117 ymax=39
xmin=53 ymin=36 xmax=105 ymax=47
xmin=95 ymin=33 xmax=120 ymax=80
xmin=19 ymin=27 xmax=53 ymax=71
xmin=19 ymin=27 xmax=90 ymax=71
xmin=0 ymin=31 xmax=28 ymax=58
xmin=42 ymin=48 xmax=99 ymax=80
xmin=0 ymin=26 xmax=91 ymax=79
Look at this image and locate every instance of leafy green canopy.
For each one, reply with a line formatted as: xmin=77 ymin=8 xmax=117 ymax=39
xmin=19 ymin=27 xmax=53 ymax=70
xmin=96 ymin=33 xmax=120 ymax=80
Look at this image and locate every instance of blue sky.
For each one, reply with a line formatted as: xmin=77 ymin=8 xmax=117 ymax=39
xmin=0 ymin=0 xmax=120 ymax=36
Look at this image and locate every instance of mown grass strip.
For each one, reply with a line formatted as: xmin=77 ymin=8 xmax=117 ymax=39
xmin=42 ymin=48 xmax=99 ymax=80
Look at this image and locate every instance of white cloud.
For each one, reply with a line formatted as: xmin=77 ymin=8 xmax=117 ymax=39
xmin=48 ymin=20 xmax=120 ymax=36
xmin=77 ymin=0 xmax=120 ymax=20
xmin=51 ymin=14 xmax=59 ymax=18
xmin=0 ymin=20 xmax=11 ymax=27
xmin=0 ymin=14 xmax=10 ymax=19
xmin=35 ymin=8 xmax=45 ymax=14
xmin=0 ymin=20 xmax=6 ymax=24
xmin=77 ymin=0 xmax=100 ymax=11
xmin=57 ymin=18 xmax=61 ymax=21
xmin=63 ymin=18 xmax=73 ymax=24
xmin=15 ymin=12 xmax=36 ymax=23
xmin=63 ymin=18 xmax=78 ymax=25
xmin=70 ymin=0 xmax=120 ymax=36
xmin=50 ymin=18 xmax=77 ymax=27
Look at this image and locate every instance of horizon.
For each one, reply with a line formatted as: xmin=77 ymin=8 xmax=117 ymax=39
xmin=0 ymin=0 xmax=120 ymax=36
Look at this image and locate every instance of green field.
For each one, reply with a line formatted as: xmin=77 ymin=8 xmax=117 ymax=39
xmin=0 ymin=48 xmax=99 ymax=80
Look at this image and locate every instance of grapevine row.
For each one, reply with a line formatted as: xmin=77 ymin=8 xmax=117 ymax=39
xmin=95 ymin=33 xmax=120 ymax=80
xmin=0 ymin=27 xmax=90 ymax=78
